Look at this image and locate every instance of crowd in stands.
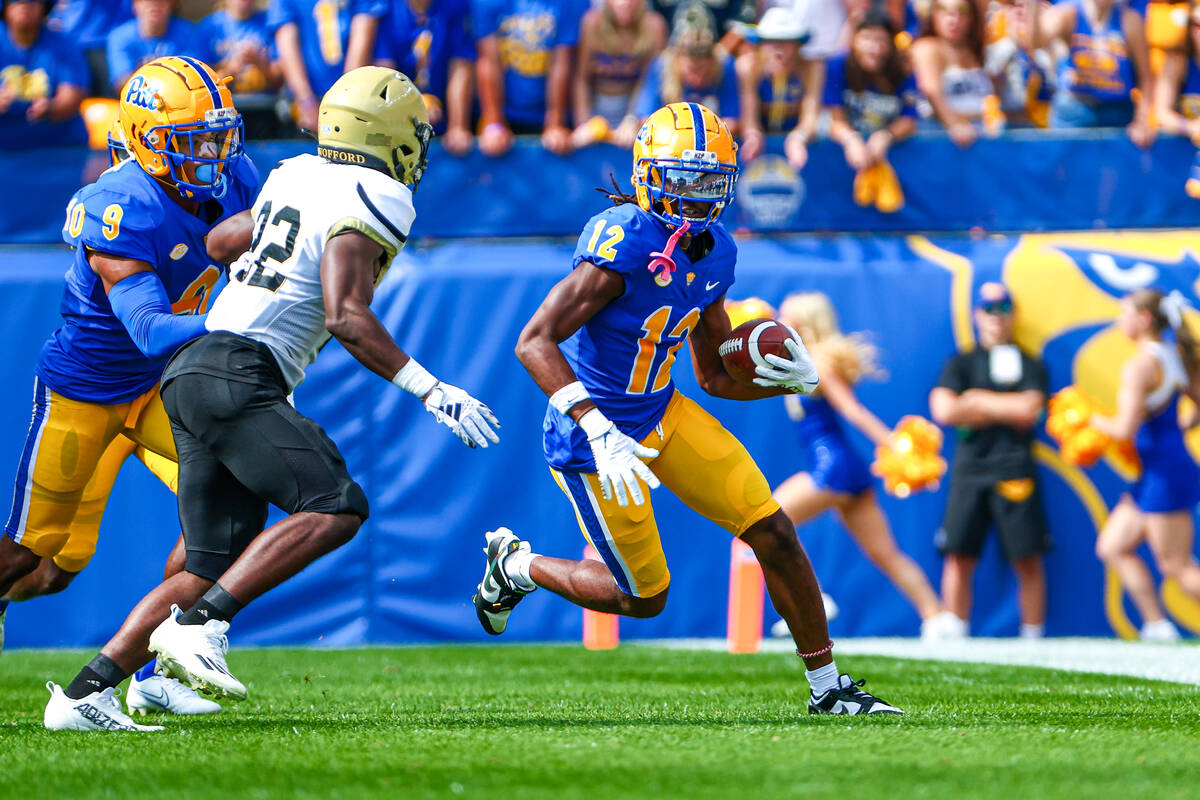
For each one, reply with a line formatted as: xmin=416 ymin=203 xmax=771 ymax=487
xmin=2 ymin=0 xmax=1198 ymax=169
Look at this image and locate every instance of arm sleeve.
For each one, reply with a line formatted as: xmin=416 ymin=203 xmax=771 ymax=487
xmin=936 ymin=354 xmax=966 ymax=393
xmin=107 ymin=271 xmax=209 ymax=359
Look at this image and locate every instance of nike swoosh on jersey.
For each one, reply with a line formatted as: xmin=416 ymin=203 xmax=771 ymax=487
xmin=706 ymin=281 xmax=720 ymax=290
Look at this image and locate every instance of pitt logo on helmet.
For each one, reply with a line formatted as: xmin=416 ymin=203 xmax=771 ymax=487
xmin=119 ymin=56 xmax=244 ymax=203
xmin=633 ymin=102 xmax=739 ymax=231
xmin=123 ymin=75 xmax=161 ymax=110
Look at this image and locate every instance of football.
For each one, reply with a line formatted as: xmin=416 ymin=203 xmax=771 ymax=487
xmin=718 ymin=318 xmax=796 ymax=385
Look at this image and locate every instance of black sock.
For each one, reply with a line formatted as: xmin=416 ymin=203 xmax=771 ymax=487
xmin=178 ymin=583 xmax=244 ymax=626
xmin=63 ymin=654 xmax=128 ymax=700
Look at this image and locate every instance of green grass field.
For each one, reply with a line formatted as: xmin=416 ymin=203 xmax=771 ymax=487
xmin=2 ymin=646 xmax=1197 ymax=799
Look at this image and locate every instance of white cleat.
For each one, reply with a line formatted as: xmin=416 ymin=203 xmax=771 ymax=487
xmin=149 ymin=604 xmax=246 ymax=700
xmin=920 ymin=611 xmax=969 ymax=642
xmin=1141 ymin=619 xmax=1182 ymax=642
xmin=43 ymin=682 xmax=164 ymax=731
xmin=127 ymin=674 xmax=221 ymax=716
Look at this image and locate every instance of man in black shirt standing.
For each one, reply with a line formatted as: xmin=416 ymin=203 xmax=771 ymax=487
xmin=928 ymin=282 xmax=1051 ymax=639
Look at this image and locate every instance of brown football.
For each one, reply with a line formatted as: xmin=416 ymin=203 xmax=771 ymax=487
xmin=718 ymin=318 xmax=796 ymax=386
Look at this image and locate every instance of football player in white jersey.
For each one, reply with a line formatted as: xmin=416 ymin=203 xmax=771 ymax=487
xmin=45 ymin=67 xmax=499 ymax=729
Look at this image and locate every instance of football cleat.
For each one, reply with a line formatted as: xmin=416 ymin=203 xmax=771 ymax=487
xmin=43 ymin=682 xmax=164 ymax=732
xmin=127 ymin=674 xmax=221 ymax=716
xmin=809 ymin=674 xmax=904 ymax=716
xmin=149 ymin=604 xmax=246 ymax=700
xmin=472 ymin=527 xmax=534 ymax=635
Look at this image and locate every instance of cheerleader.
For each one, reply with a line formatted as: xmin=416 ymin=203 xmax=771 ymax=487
xmin=1092 ymin=289 xmax=1200 ymax=640
xmin=772 ymin=293 xmax=960 ymax=639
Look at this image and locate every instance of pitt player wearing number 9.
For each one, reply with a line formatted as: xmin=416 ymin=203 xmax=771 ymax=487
xmin=4 ymin=56 xmax=256 ymax=721
xmin=44 ymin=67 xmax=500 ymax=730
xmin=482 ymin=102 xmax=901 ymax=715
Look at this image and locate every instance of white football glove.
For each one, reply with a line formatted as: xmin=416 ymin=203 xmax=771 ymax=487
xmin=579 ymin=409 xmax=660 ymax=506
xmin=423 ymin=382 xmax=501 ymax=449
xmin=752 ymin=334 xmax=820 ymax=395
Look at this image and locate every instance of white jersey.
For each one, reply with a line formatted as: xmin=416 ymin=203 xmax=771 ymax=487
xmin=206 ymin=153 xmax=415 ymax=391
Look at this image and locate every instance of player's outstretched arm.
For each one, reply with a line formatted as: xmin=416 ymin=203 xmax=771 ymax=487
xmin=689 ymin=301 xmax=798 ymax=401
xmin=516 ymin=262 xmax=660 ymax=506
xmin=322 ymin=230 xmax=499 ymax=449
xmin=92 ymin=252 xmax=208 ymax=359
xmin=206 ymin=210 xmax=254 ymax=264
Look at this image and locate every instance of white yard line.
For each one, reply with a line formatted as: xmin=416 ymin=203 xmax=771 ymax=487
xmin=641 ymin=637 xmax=1200 ymax=685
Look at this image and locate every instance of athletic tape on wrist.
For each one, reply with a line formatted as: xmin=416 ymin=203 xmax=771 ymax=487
xmin=549 ymin=381 xmax=590 ymax=416
xmin=577 ymin=407 xmax=612 ymax=441
xmin=392 ymin=358 xmax=438 ymax=398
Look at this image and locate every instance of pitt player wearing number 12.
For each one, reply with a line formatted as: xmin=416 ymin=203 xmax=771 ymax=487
xmin=480 ymin=102 xmax=902 ymax=715
xmin=9 ymin=55 xmax=259 ymax=729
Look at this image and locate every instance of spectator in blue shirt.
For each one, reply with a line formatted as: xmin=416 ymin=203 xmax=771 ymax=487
xmin=270 ymin=0 xmax=384 ymax=132
xmin=473 ymin=0 xmax=583 ymax=156
xmin=206 ymin=0 xmax=282 ymax=94
xmin=824 ymin=9 xmax=916 ymax=168
xmin=1 ymin=0 xmax=88 ymax=149
xmin=46 ymin=0 xmax=132 ymax=95
xmin=633 ymin=3 xmax=741 ymax=134
xmin=106 ymin=0 xmax=216 ymax=92
xmin=345 ymin=0 xmax=475 ymax=154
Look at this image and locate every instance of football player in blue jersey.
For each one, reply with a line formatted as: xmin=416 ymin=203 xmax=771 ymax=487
xmin=0 ymin=56 xmax=257 ymax=725
xmin=478 ymin=102 xmax=903 ymax=715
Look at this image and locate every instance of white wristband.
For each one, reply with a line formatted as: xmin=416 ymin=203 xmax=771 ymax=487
xmin=577 ymin=407 xmax=612 ymax=441
xmin=391 ymin=358 xmax=438 ymax=398
xmin=549 ymin=380 xmax=591 ymax=416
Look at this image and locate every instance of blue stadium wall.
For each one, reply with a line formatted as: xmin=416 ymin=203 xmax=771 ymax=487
xmin=6 ymin=229 xmax=1200 ymax=648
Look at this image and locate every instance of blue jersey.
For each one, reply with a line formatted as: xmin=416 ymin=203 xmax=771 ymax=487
xmin=823 ymin=55 xmax=917 ymax=138
xmin=268 ymin=0 xmax=382 ymax=98
xmin=758 ymin=71 xmax=804 ymax=133
xmin=1132 ymin=393 xmax=1200 ymax=513
xmin=37 ymin=156 xmax=260 ymax=404
xmin=106 ymin=17 xmax=217 ymax=89
xmin=203 ymin=9 xmax=277 ymax=93
xmin=789 ymin=393 xmax=872 ymax=495
xmin=0 ymin=27 xmax=89 ymax=149
xmin=48 ymin=0 xmax=133 ymax=51
xmin=543 ymin=203 xmax=737 ymax=472
xmin=634 ymin=52 xmax=740 ymax=122
xmin=1058 ymin=0 xmax=1134 ymax=102
xmin=374 ymin=0 xmax=474 ymax=116
xmin=472 ymin=0 xmax=583 ymax=127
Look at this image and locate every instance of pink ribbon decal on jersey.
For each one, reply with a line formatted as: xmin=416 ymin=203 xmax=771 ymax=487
xmin=647 ymin=219 xmax=691 ymax=281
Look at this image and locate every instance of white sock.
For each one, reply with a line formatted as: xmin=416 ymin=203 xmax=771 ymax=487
xmin=1019 ymin=623 xmax=1044 ymax=639
xmin=503 ymin=549 xmax=538 ymax=592
xmin=805 ymin=660 xmax=840 ymax=696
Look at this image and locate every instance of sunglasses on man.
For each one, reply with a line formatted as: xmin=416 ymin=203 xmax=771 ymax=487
xmin=979 ymin=299 xmax=1014 ymax=315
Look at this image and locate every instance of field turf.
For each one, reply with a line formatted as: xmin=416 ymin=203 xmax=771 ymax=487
xmin=2 ymin=645 xmax=1197 ymax=799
